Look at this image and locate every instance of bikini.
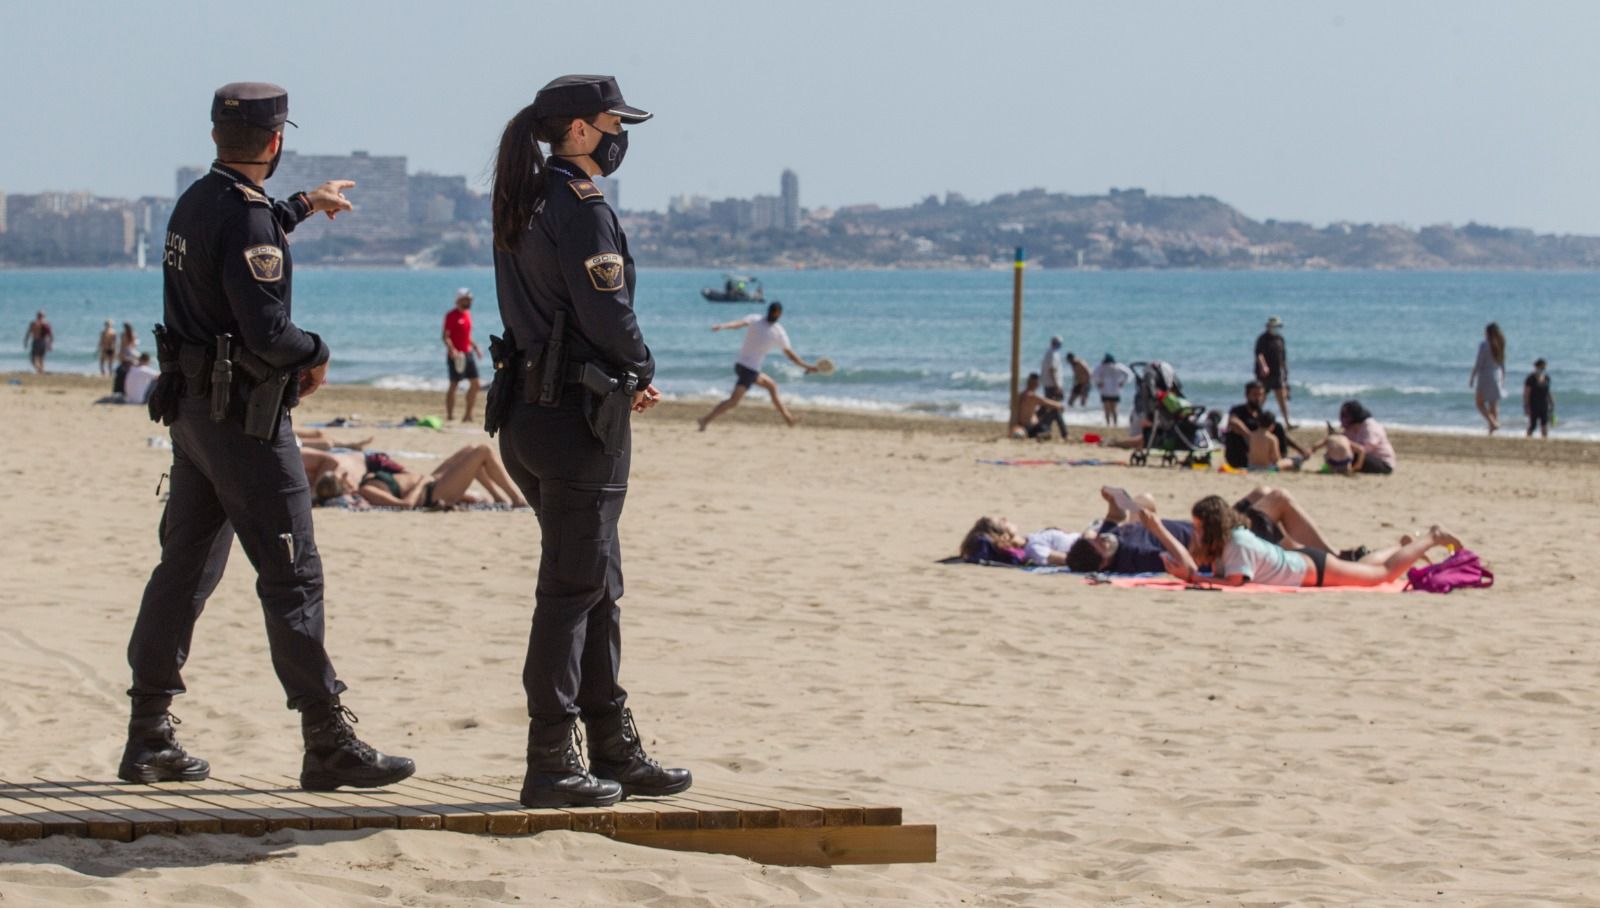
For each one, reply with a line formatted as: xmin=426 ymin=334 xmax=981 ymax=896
xmin=361 ymin=470 xmax=437 ymax=508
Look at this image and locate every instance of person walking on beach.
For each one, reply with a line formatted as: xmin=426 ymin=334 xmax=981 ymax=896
xmin=488 ymin=74 xmax=689 ymax=809
xmin=113 ymin=322 xmax=139 ymax=394
xmin=98 ymin=319 xmax=118 ymax=375
xmin=23 ymin=311 xmax=53 ymax=373
xmin=1066 ymin=352 xmax=1093 ymax=407
xmin=442 ymin=287 xmax=483 ymax=422
xmin=122 ymin=82 xmax=413 ymax=792
xmin=1092 ymin=353 xmax=1135 ymax=425
xmin=1469 ymin=322 xmax=1506 ymax=435
xmin=1523 ymin=358 xmax=1554 ymax=438
xmin=1255 ymin=316 xmax=1293 ymax=428
xmin=1040 ymin=336 xmax=1065 ymax=403
xmin=698 ymin=301 xmax=820 ymax=430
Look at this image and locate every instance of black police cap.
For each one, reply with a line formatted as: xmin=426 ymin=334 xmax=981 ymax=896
xmin=530 ymin=75 xmax=652 ymax=124
xmin=211 ymin=82 xmax=296 ymax=129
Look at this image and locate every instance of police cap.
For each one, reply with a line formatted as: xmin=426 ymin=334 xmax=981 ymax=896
xmin=530 ymin=75 xmax=652 ymax=123
xmin=211 ymin=82 xmax=296 ymax=129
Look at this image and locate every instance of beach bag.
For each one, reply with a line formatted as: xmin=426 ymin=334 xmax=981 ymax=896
xmin=1404 ymin=548 xmax=1493 ymax=594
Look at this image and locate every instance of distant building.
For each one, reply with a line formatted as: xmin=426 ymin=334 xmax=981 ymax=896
xmin=2 ymin=194 xmax=134 ymax=264
xmin=409 ymin=172 xmax=468 ymax=226
xmin=175 ymin=166 xmax=206 ymax=198
xmin=780 ymin=169 xmax=799 ymax=231
xmin=266 ymin=150 xmax=409 ymax=241
xmin=750 ymin=194 xmax=780 ymax=231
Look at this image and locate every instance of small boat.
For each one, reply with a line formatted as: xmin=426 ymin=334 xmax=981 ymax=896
xmin=701 ymin=274 xmax=766 ymax=303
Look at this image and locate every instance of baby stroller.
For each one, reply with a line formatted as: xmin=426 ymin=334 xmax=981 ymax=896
xmin=1127 ymin=361 xmax=1216 ymax=467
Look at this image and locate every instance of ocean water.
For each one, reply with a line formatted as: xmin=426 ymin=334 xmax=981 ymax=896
xmin=3 ymin=267 xmax=1597 ymax=438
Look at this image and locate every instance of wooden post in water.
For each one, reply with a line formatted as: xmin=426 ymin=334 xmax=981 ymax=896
xmin=1008 ymin=247 xmax=1025 ymax=428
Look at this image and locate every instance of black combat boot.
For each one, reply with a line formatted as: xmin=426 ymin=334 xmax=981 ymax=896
xmin=520 ymin=718 xmax=623 ymax=808
xmin=585 ymin=708 xmax=692 ymax=798
xmin=117 ymin=709 xmax=210 ymax=783
xmin=299 ymin=699 xmax=416 ymax=791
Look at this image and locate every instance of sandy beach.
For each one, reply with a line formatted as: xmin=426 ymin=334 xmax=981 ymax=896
xmin=2 ymin=372 xmax=1598 ymax=907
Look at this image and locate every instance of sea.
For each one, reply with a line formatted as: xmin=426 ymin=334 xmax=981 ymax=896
xmin=3 ymin=268 xmax=1597 ymax=438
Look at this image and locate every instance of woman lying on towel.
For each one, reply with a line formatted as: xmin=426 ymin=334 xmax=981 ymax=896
xmin=1140 ymin=494 xmax=1461 ymax=588
xmin=305 ymin=444 xmax=527 ymax=509
xmin=959 ymin=517 xmax=1081 ymax=566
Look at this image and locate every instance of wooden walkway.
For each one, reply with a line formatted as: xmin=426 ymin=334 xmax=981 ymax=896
xmin=0 ymin=776 xmax=935 ymax=867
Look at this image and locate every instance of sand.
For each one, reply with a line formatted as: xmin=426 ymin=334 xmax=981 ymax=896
xmin=2 ymin=373 xmax=1598 ymax=907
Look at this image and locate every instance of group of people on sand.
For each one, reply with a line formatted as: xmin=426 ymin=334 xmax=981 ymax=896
xmin=962 ymin=484 xmax=1461 ymax=589
xmin=1013 ymin=336 xmax=1136 ymax=439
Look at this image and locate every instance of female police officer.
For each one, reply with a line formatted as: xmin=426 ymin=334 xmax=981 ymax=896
xmin=488 ymin=75 xmax=690 ymax=808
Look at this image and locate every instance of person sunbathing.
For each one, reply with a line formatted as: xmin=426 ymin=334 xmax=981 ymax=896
xmin=305 ymin=444 xmax=527 ymax=509
xmin=959 ymin=516 xmax=1081 ymax=566
xmin=1060 ymin=485 xmax=1343 ymax=574
xmin=294 ymin=427 xmax=374 ymax=451
xmin=1139 ymin=494 xmax=1461 ymax=588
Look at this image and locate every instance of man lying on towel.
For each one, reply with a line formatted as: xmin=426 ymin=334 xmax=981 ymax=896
xmin=1063 ymin=485 xmax=1356 ymax=575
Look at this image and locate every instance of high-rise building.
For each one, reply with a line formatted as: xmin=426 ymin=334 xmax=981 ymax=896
xmin=266 ymin=150 xmax=409 ymax=242
xmin=175 ymin=166 xmax=206 ymax=198
xmin=780 ymin=168 xmax=800 ymax=231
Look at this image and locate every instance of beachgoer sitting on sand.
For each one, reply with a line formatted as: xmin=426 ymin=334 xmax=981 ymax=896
xmin=1312 ymin=400 xmax=1395 ymax=475
xmin=1247 ymin=411 xmax=1304 ymax=471
xmin=293 ymin=427 xmax=375 ymax=451
xmin=959 ymin=517 xmax=1080 ymax=566
xmin=305 ymin=444 xmax=527 ymax=509
xmin=1060 ymin=484 xmax=1346 ymax=574
xmin=1226 ymin=381 xmax=1309 ymax=469
xmin=1010 ymin=372 xmax=1068 ymax=440
xmin=1138 ymin=494 xmax=1460 ymax=588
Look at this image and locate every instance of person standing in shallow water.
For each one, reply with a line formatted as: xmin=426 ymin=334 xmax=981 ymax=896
xmin=1470 ymin=322 xmax=1506 ymax=435
xmin=1523 ymin=358 xmax=1554 ymax=438
xmin=1254 ymin=316 xmax=1293 ymax=429
xmin=487 ymin=74 xmax=691 ymax=809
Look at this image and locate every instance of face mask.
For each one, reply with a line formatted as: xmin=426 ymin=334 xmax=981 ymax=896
xmin=265 ymin=140 xmax=283 ymax=180
xmin=590 ymin=127 xmax=628 ymax=175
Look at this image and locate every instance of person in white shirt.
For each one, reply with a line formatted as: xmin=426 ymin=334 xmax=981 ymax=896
xmin=1091 ymin=353 xmax=1135 ymax=426
xmin=122 ymin=353 xmax=162 ymax=405
xmin=1039 ymin=336 xmax=1065 ymax=402
xmin=698 ymin=302 xmax=818 ymax=430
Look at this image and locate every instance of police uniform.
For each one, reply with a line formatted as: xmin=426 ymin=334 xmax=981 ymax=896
xmin=120 ymin=82 xmax=412 ymax=792
xmin=491 ymin=75 xmax=690 ymax=807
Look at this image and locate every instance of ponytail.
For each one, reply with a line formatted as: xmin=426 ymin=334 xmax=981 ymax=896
xmin=492 ymin=106 xmax=590 ymax=252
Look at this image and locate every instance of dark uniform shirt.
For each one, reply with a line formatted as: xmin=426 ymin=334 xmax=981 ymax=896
xmin=163 ymin=163 xmax=328 ymax=371
xmin=1255 ymin=331 xmax=1286 ymax=378
xmin=494 ymin=157 xmax=653 ymax=386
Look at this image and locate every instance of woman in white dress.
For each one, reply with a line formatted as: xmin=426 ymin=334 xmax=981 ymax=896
xmin=1468 ymin=322 xmax=1506 ymax=435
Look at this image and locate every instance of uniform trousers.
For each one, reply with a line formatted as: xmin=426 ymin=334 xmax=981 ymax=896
xmin=127 ymin=397 xmax=344 ymax=710
xmin=497 ymin=387 xmax=630 ymax=724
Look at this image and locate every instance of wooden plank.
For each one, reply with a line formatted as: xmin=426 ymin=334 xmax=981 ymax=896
xmin=248 ymin=773 xmax=442 ymax=831
xmin=21 ymin=779 xmax=178 ymax=839
xmin=53 ymin=778 xmax=224 ymax=835
xmin=149 ymin=777 xmax=322 ymax=832
xmin=708 ymin=779 xmax=904 ymax=825
xmin=0 ymin=787 xmax=48 ymax=840
xmin=614 ymin=824 xmax=937 ymax=867
xmin=690 ymin=784 xmax=824 ymax=828
xmin=659 ymin=790 xmax=782 ymax=829
xmin=0 ymin=778 xmax=131 ymax=840
xmin=420 ymin=777 xmax=596 ymax=834
xmin=216 ymin=775 xmax=395 ymax=830
xmin=389 ymin=777 xmax=532 ymax=835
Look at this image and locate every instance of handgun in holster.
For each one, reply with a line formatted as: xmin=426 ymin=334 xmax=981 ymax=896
xmin=583 ymin=367 xmax=638 ymax=458
xmin=234 ymin=347 xmax=291 ymax=441
xmin=529 ymin=310 xmax=568 ymax=407
xmin=147 ymin=324 xmax=183 ymax=425
xmin=483 ymin=329 xmax=517 ymax=437
xmin=209 ymin=334 xmax=233 ymax=422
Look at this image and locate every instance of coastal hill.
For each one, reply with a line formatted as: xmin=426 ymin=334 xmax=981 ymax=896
xmin=628 ymin=187 xmax=1600 ymax=270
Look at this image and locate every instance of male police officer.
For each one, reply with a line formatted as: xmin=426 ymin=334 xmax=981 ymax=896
xmin=122 ymin=83 xmax=413 ymax=791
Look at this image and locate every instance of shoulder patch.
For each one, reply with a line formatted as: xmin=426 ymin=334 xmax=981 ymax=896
xmin=232 ymin=183 xmax=271 ymax=206
xmin=583 ymin=252 xmax=625 ymax=293
xmin=244 ymin=244 xmax=285 ymax=282
xmin=568 ymin=179 xmax=603 ymax=201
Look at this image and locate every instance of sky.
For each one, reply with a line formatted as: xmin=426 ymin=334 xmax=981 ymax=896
xmin=2 ymin=0 xmax=1598 ymax=234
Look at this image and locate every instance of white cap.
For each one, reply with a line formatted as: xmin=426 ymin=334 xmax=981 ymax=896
xmin=456 ymin=287 xmax=473 ymax=299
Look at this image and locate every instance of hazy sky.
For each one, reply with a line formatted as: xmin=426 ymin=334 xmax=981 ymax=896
xmin=3 ymin=0 xmax=1597 ymax=233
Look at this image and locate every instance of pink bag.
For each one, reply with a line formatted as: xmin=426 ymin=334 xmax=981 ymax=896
xmin=1405 ymin=548 xmax=1493 ymax=593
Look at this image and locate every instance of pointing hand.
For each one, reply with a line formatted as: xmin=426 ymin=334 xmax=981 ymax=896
xmin=307 ymin=180 xmax=356 ymax=220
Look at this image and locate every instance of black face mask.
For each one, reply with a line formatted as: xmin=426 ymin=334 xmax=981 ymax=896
xmin=220 ymin=135 xmax=283 ymax=181
xmin=591 ymin=127 xmax=628 ymax=176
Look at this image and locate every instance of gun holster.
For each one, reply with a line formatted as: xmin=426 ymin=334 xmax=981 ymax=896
xmin=483 ymin=330 xmax=516 ymax=438
xmin=233 ymin=348 xmax=291 ymax=442
xmin=147 ymin=324 xmax=184 ymax=426
xmin=583 ymin=369 xmax=637 ymax=458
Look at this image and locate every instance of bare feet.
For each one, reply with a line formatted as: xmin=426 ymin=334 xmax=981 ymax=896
xmin=1429 ymin=525 xmax=1463 ymax=551
xmin=697 ymin=416 xmax=709 ymax=432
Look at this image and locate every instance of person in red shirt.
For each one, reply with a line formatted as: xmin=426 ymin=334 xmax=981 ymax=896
xmin=442 ymin=288 xmax=483 ymax=421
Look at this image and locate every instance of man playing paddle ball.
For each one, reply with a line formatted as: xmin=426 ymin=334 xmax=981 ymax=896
xmin=698 ymin=301 xmax=820 ymax=430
